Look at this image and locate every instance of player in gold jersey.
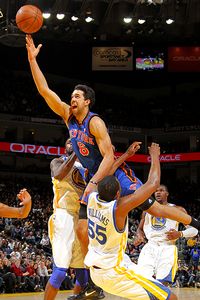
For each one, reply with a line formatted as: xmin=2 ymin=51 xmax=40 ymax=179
xmin=44 ymin=139 xmax=104 ymax=300
xmin=85 ymin=143 xmax=178 ymax=300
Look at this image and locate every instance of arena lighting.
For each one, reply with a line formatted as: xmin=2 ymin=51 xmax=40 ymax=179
xmin=138 ymin=18 xmax=146 ymax=24
xmin=85 ymin=16 xmax=93 ymax=23
xmin=139 ymin=0 xmax=163 ymax=4
xmin=71 ymin=15 xmax=78 ymax=21
xmin=42 ymin=13 xmax=51 ymax=19
xmin=0 ymin=9 xmax=3 ymax=18
xmin=166 ymin=18 xmax=174 ymax=24
xmin=56 ymin=13 xmax=65 ymax=20
xmin=123 ymin=17 xmax=132 ymax=24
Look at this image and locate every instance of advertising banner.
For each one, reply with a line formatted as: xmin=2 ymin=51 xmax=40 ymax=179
xmin=168 ymin=47 xmax=200 ymax=72
xmin=1 ymin=142 xmax=200 ymax=163
xmin=92 ymin=47 xmax=133 ymax=70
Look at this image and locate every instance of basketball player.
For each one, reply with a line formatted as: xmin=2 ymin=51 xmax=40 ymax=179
xmin=85 ymin=143 xmax=177 ymax=300
xmin=0 ymin=188 xmax=31 ymax=218
xmin=25 ymin=35 xmax=200 ymax=293
xmin=134 ymin=184 xmax=198 ymax=285
xmin=25 ymin=34 xmax=200 ymax=232
xmin=45 ymin=139 xmax=104 ymax=300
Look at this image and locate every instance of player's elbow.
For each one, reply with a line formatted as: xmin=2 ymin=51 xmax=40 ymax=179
xmin=38 ymin=86 xmax=50 ymax=97
xmin=148 ymin=177 xmax=160 ymax=192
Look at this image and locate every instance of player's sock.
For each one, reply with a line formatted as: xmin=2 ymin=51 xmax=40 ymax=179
xmin=75 ymin=268 xmax=89 ymax=289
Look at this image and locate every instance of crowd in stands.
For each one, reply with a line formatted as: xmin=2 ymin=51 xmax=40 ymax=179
xmin=0 ymin=177 xmax=199 ymax=293
xmin=0 ymin=69 xmax=200 ymax=130
xmin=0 ymin=177 xmax=75 ymax=293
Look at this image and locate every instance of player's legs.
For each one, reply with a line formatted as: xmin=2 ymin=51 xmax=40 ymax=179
xmin=76 ymin=204 xmax=89 ymax=257
xmin=45 ymin=209 xmax=75 ymax=300
xmin=90 ymin=265 xmax=177 ymax=300
xmin=156 ymin=245 xmax=178 ymax=285
xmin=137 ymin=243 xmax=157 ymax=279
xmin=68 ymin=215 xmax=89 ymax=299
xmin=74 ymin=204 xmax=105 ymax=299
xmin=76 ymin=221 xmax=89 ymax=257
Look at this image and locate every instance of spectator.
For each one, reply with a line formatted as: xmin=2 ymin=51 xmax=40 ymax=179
xmin=190 ymin=246 xmax=200 ymax=270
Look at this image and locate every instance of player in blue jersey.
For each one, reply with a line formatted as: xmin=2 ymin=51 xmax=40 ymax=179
xmin=26 ymin=35 xmax=200 ymax=299
xmin=26 ymin=33 xmax=200 ymax=236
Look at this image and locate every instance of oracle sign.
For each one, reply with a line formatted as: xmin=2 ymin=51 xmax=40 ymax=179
xmin=168 ymin=47 xmax=200 ymax=72
xmin=1 ymin=142 xmax=200 ymax=162
xmin=0 ymin=142 xmax=65 ymax=156
xmin=147 ymin=154 xmax=181 ymax=162
xmin=116 ymin=151 xmax=200 ymax=163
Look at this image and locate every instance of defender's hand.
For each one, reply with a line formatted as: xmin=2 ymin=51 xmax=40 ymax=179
xmin=148 ymin=143 xmax=160 ymax=157
xmin=126 ymin=141 xmax=142 ymax=157
xmin=17 ymin=189 xmax=32 ymax=206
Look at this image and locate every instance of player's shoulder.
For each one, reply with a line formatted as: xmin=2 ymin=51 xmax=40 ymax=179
xmin=176 ymin=205 xmax=187 ymax=213
xmin=50 ymin=156 xmax=65 ymax=166
xmin=169 ymin=203 xmax=187 ymax=214
xmin=89 ymin=114 xmax=103 ymax=125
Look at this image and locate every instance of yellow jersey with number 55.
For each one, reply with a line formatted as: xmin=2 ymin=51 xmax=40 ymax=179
xmin=84 ymin=191 xmax=128 ymax=269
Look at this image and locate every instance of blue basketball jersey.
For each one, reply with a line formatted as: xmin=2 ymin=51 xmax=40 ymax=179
xmin=114 ymin=162 xmax=143 ymax=197
xmin=68 ymin=111 xmax=103 ymax=182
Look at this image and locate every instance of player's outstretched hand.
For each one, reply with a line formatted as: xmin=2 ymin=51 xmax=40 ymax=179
xmin=148 ymin=142 xmax=160 ymax=157
xmin=81 ymin=181 xmax=97 ymax=204
xmin=126 ymin=141 xmax=142 ymax=157
xmin=17 ymin=189 xmax=32 ymax=206
xmin=26 ymin=34 xmax=42 ymax=62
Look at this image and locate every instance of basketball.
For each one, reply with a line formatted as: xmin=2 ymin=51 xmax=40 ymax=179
xmin=16 ymin=5 xmax=43 ymax=34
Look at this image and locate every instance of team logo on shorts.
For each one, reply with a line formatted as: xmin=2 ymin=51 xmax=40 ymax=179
xmin=151 ymin=216 xmax=166 ymax=229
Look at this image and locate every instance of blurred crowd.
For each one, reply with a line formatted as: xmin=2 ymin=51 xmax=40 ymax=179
xmin=0 ymin=178 xmax=74 ymax=293
xmin=0 ymin=69 xmax=199 ymax=130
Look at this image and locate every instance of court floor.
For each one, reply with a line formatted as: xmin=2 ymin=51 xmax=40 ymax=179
xmin=0 ymin=288 xmax=199 ymax=299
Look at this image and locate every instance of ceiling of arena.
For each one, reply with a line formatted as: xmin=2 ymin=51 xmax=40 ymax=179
xmin=0 ymin=0 xmax=200 ymax=47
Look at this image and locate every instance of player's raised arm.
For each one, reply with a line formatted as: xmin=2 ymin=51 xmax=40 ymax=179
xmin=108 ymin=141 xmax=142 ymax=175
xmin=26 ymin=34 xmax=70 ymax=121
xmin=50 ymin=152 xmax=77 ymax=181
xmin=115 ymin=143 xmax=160 ymax=228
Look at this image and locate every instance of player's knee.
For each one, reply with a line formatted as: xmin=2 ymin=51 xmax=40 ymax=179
xmin=49 ymin=265 xmax=67 ymax=289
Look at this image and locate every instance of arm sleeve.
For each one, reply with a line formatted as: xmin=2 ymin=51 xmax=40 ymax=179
xmin=182 ymin=226 xmax=198 ymax=238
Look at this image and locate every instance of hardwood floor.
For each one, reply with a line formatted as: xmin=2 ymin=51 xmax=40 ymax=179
xmin=0 ymin=288 xmax=199 ymax=300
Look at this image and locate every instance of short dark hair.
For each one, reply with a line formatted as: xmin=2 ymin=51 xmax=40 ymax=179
xmin=74 ymin=84 xmax=95 ymax=108
xmin=98 ymin=175 xmax=120 ymax=202
xmin=160 ymin=184 xmax=168 ymax=192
